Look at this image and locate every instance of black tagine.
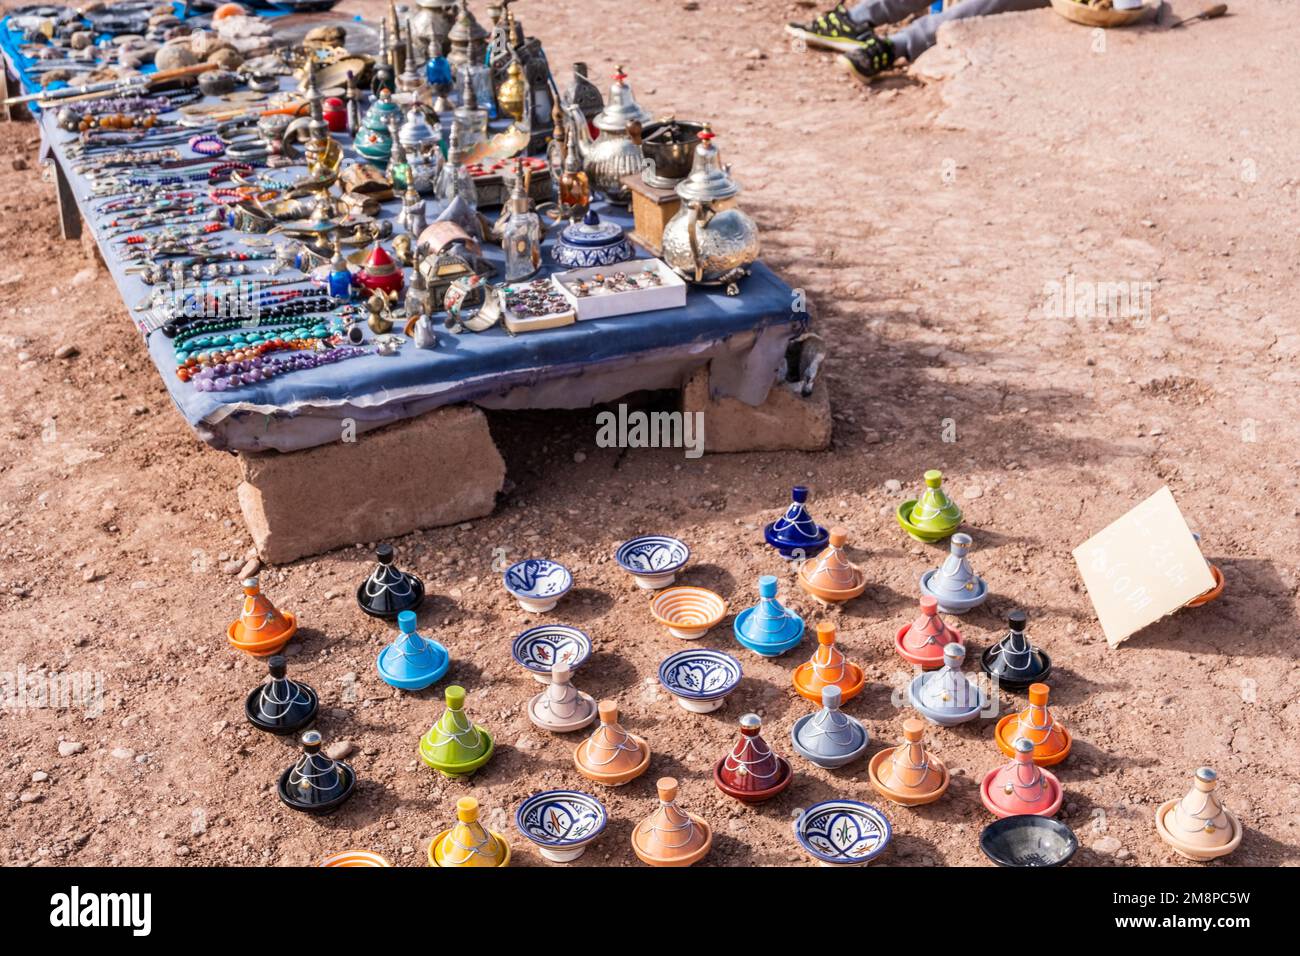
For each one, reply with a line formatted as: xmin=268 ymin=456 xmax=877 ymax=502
xmin=276 ymin=731 xmax=356 ymax=814
xmin=356 ymin=542 xmax=426 ymax=619
xmin=980 ymin=609 xmax=1052 ymax=691
xmin=244 ymin=654 xmax=319 ymax=735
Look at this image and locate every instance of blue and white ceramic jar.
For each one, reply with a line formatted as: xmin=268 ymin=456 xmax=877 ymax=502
xmin=551 ymin=210 xmax=635 ymax=269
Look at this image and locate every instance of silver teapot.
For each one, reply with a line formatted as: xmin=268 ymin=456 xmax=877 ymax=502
xmin=661 ymin=130 xmax=760 ymax=294
xmin=562 ymin=65 xmax=652 ymax=204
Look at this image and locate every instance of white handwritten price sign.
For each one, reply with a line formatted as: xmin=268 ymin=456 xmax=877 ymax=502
xmin=1071 ymin=486 xmax=1216 ymax=648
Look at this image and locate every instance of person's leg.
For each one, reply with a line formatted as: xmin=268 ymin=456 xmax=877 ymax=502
xmin=846 ymin=0 xmax=941 ymax=29
xmin=786 ymin=0 xmax=932 ymax=52
xmin=887 ymin=0 xmax=1049 ymax=60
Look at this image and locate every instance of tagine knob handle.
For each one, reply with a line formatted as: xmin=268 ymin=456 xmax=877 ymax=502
xmin=821 ymin=685 xmax=842 ymax=710
xmin=791 ymin=485 xmax=809 ymax=503
xmin=1013 ymin=736 xmax=1035 ymax=761
xmin=816 ymin=621 xmax=836 ymax=645
xmin=267 ymin=654 xmax=288 ymax=679
xmin=924 ymin=469 xmax=943 ymax=488
xmin=656 ymin=777 xmax=679 ymax=803
xmin=551 ymin=662 xmax=572 ymax=686
xmin=828 ymin=526 xmax=847 ymax=549
xmin=301 ymin=730 xmax=323 ymax=754
xmin=942 ymin=642 xmax=965 ymax=668
xmin=903 ymin=718 xmax=925 ymax=743
xmin=919 ymin=594 xmax=938 ymax=617
xmin=1007 ymin=609 xmax=1028 ymax=632
xmin=1195 ymin=767 xmax=1218 ymax=791
xmin=376 ymin=542 xmax=395 ymax=565
xmin=758 ymin=575 xmax=778 ymax=599
xmin=739 ymin=713 xmax=761 ymax=737
xmin=598 ymin=699 xmax=619 ymax=724
xmin=1028 ymin=683 xmax=1050 ymax=706
xmin=444 ymin=684 xmax=466 ymax=710
xmin=398 ymin=610 xmax=417 ymax=633
xmin=242 ymin=576 xmax=260 ymax=593
xmin=455 ymin=796 xmax=480 ymax=823
xmin=950 ymin=532 xmax=971 ymax=556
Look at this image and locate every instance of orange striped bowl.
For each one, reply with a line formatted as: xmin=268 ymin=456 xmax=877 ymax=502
xmin=649 ymin=587 xmax=727 ymax=640
xmin=318 ymin=850 xmax=392 ymax=867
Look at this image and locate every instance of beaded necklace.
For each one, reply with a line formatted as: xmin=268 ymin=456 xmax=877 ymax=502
xmin=189 ymin=345 xmax=370 ymax=392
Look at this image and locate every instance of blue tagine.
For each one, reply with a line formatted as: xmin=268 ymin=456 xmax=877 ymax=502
xmin=918 ymin=532 xmax=989 ymax=614
xmin=790 ymin=685 xmax=870 ymax=769
xmin=376 ymin=610 xmax=451 ymax=690
xmin=551 ymin=209 xmax=635 ymax=268
xmin=733 ymin=575 xmax=805 ymax=657
xmin=908 ymin=642 xmax=987 ymax=726
xmin=764 ymin=485 xmax=830 ymax=558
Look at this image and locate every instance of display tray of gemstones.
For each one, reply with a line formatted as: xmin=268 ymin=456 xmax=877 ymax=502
xmin=498 ymin=279 xmax=578 ymax=334
xmin=551 ymin=258 xmax=687 ymax=321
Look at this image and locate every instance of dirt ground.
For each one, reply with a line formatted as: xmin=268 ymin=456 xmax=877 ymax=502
xmin=1 ymin=0 xmax=1298 ymax=867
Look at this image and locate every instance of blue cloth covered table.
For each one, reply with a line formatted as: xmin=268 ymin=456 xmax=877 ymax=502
xmin=7 ymin=16 xmax=806 ymax=453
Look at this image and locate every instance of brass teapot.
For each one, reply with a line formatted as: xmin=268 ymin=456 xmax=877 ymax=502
xmin=661 ymin=130 xmax=760 ymax=294
xmin=562 ymin=65 xmax=651 ymax=204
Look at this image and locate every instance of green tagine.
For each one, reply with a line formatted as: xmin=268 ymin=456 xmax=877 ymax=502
xmin=419 ymin=684 xmax=495 ymax=779
xmin=897 ymin=469 xmax=963 ymax=543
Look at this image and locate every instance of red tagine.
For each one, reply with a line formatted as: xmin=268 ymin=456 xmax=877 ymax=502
xmin=713 ymin=714 xmax=793 ymax=804
xmin=353 ymin=242 xmax=405 ymax=296
xmin=894 ymin=595 xmax=962 ymax=669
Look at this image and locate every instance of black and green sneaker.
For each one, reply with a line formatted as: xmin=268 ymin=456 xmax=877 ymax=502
xmin=837 ymin=34 xmax=897 ymax=83
xmin=785 ymin=3 xmax=873 ymax=53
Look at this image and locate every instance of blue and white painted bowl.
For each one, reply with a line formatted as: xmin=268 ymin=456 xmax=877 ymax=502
xmin=514 ymin=790 xmax=608 ymax=863
xmin=615 ymin=535 xmax=690 ymax=590
xmin=657 ymin=647 xmax=743 ymax=713
xmin=503 ymin=558 xmax=573 ymax=612
xmin=511 ymin=624 xmax=592 ymax=683
xmin=793 ymin=800 xmax=892 ymax=867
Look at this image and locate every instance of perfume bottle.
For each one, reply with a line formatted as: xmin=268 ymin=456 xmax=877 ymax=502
xmin=426 ymin=32 xmax=454 ymax=94
xmin=435 ymin=124 xmax=478 ymax=209
xmin=500 ymin=162 xmax=541 ymax=281
xmin=452 ymin=66 xmax=488 ymax=148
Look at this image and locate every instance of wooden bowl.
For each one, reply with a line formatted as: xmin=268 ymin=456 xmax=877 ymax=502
xmin=1049 ymin=0 xmax=1152 ymax=28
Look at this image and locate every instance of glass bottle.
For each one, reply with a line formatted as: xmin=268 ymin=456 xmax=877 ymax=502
xmin=434 ymin=125 xmax=478 ymax=209
xmin=452 ymin=66 xmax=489 ymax=148
xmin=500 ymin=162 xmax=541 ymax=281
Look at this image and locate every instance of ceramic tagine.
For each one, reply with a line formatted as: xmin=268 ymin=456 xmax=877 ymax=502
xmin=245 ymin=654 xmax=318 ymax=735
xmin=793 ymin=800 xmax=892 ymax=867
xmin=353 ymin=243 xmax=406 ymax=297
xmin=419 ymin=685 xmax=495 ymax=778
xmin=995 ymin=682 xmax=1072 ymax=766
xmin=355 ymin=88 xmax=401 ymax=166
xmin=428 ymin=796 xmax=511 ymax=867
xmin=895 ymin=595 xmax=963 ymax=669
xmin=661 ymin=130 xmax=760 ymax=292
xmin=561 ymin=65 xmax=651 ymax=203
xmin=790 ymin=685 xmax=870 ymax=769
xmin=550 ymin=209 xmax=635 ymax=268
xmin=733 ymin=574 xmax=805 ymax=657
xmin=614 ymin=534 xmax=690 ymax=590
xmin=227 ymin=575 xmax=297 ymax=657
xmin=514 ymin=790 xmax=608 ymax=863
xmin=527 ymin=662 xmax=598 ymax=733
xmin=908 ymin=642 xmax=987 ymax=726
xmin=868 ymin=718 xmax=951 ymax=807
xmin=1154 ymin=767 xmax=1242 ymax=862
xmin=277 ymin=730 xmax=357 ymax=814
xmin=792 ymin=622 xmax=866 ymax=704
xmin=503 ymin=558 xmax=573 ymax=612
xmin=980 ymin=737 xmax=1064 ymax=818
xmin=896 ymin=469 xmax=963 ymax=543
xmin=657 ymin=647 xmax=742 ymax=713
xmin=764 ymin=485 xmax=829 ymax=558
xmin=511 ymin=624 xmax=592 ymax=683
xmin=919 ymin=532 xmax=989 ymax=613
xmin=649 ymin=586 xmax=727 ymax=640
xmin=376 ymin=610 xmax=450 ymax=690
xmin=797 ymin=527 xmax=867 ymax=604
xmin=574 ymin=700 xmax=651 ymax=786
xmin=632 ymin=777 xmax=713 ymax=867
xmin=1185 ymin=532 xmax=1226 ymax=608
xmin=981 ymin=609 xmax=1052 ymax=691
xmin=356 ymin=543 xmax=425 ymax=619
xmin=713 ymin=714 xmax=793 ymax=804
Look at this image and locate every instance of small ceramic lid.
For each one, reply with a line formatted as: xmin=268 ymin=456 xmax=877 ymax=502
xmin=734 ymin=575 xmax=804 ymax=649
xmin=717 ymin=714 xmax=786 ymax=795
xmin=915 ymin=643 xmax=984 ymax=714
xmin=1169 ymin=767 xmax=1234 ymax=849
xmin=764 ymin=485 xmax=829 ymax=554
xmin=357 ymin=543 xmax=425 ymax=618
xmin=632 ymin=777 xmax=711 ymax=865
xmin=434 ymin=796 xmax=509 ymax=867
xmin=229 ymin=575 xmax=297 ymax=650
xmin=982 ymin=610 xmax=1050 ymax=685
xmin=419 ymin=685 xmax=493 ymax=771
xmin=876 ymin=719 xmax=946 ymax=796
xmin=675 ymin=130 xmax=740 ymax=204
xmin=593 ymin=65 xmax=652 ymax=133
xmin=909 ymin=469 xmax=962 ymax=533
xmin=245 ymin=654 xmax=318 ymax=734
xmin=801 ymin=527 xmax=864 ymax=592
xmin=363 ymin=88 xmax=401 ymax=130
xmin=576 ymin=701 xmax=646 ymax=777
xmin=559 ymin=209 xmax=626 ymax=248
xmin=793 ymin=685 xmax=869 ymax=759
xmin=926 ymin=532 xmax=985 ymax=600
xmin=530 ymin=662 xmax=597 ymax=729
xmin=278 ymin=730 xmax=355 ymax=812
xmin=377 ymin=610 xmax=449 ymax=686
xmin=793 ymin=622 xmax=865 ymax=702
xmin=984 ymin=737 xmax=1060 ymax=816
xmin=898 ymin=595 xmax=962 ymax=661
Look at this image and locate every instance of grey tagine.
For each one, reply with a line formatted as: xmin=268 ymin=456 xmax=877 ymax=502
xmin=980 ymin=609 xmax=1051 ymax=692
xmin=908 ymin=643 xmax=987 ymax=727
xmin=528 ymin=662 xmax=598 ymax=733
xmin=919 ymin=532 xmax=988 ymax=614
xmin=790 ymin=685 xmax=869 ymax=769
